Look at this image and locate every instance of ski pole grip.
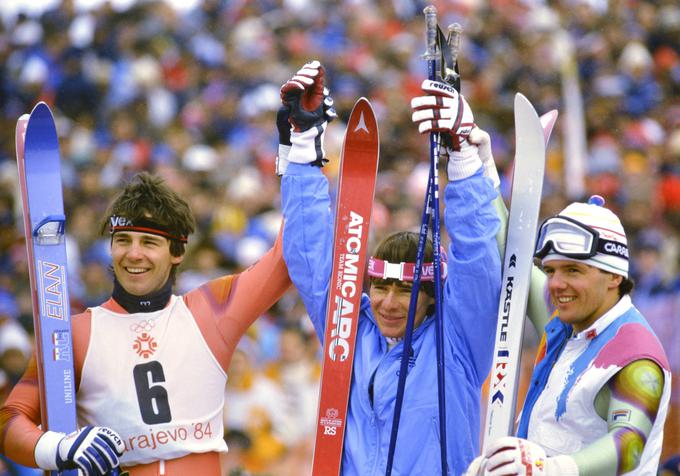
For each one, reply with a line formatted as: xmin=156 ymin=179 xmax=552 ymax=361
xmin=448 ymin=23 xmax=463 ymax=61
xmin=423 ymin=5 xmax=438 ymax=62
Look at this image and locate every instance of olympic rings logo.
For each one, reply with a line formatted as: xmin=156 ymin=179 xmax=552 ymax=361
xmin=129 ymin=318 xmax=157 ymax=334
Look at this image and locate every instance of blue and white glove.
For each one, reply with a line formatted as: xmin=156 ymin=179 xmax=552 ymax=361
xmin=34 ymin=426 xmax=124 ymax=475
xmin=411 ymin=79 xmax=481 ymax=181
xmin=464 ymin=437 xmax=579 ymax=476
xmin=276 ymin=60 xmax=337 ymax=175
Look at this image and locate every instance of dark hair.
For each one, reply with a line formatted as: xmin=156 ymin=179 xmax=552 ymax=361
xmin=619 ymin=276 xmax=634 ymax=297
xmin=101 ymin=172 xmax=196 ymax=275
xmin=597 ymin=269 xmax=635 ymax=298
xmin=369 ymin=231 xmax=435 ymax=300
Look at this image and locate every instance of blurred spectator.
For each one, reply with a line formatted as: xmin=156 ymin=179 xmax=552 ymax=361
xmin=222 ymin=342 xmax=287 ymax=475
xmin=263 ymin=324 xmax=319 ymax=444
xmin=660 ymin=454 xmax=680 ymax=476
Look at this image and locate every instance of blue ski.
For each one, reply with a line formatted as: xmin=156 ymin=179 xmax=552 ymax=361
xmin=17 ymin=102 xmax=78 ymax=476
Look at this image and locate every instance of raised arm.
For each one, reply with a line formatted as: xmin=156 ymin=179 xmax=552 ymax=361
xmin=183 ymin=225 xmax=292 ymax=367
xmin=279 ymin=61 xmax=337 ymax=341
xmin=410 ymin=79 xmax=502 ymax=381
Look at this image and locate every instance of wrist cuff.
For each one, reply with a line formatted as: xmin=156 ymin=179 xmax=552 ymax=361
xmin=34 ymin=431 xmax=64 ymax=470
xmin=483 ymin=158 xmax=501 ymax=189
xmin=546 ymin=455 xmax=579 ymax=476
xmin=276 ymin=144 xmax=291 ymax=176
xmin=447 ymin=143 xmax=483 ymax=181
xmin=289 ymin=122 xmax=327 ymax=165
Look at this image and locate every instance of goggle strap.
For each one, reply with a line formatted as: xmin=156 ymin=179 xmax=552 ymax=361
xmin=596 ymin=238 xmax=629 ymax=259
xmin=367 ymin=256 xmax=448 ymax=282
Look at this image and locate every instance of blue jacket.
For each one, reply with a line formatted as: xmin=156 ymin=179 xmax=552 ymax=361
xmin=281 ymin=163 xmax=501 ymax=475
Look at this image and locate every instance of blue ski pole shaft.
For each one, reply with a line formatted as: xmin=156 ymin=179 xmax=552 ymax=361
xmin=423 ymin=5 xmax=448 ymax=474
xmin=386 ymin=5 xmax=450 ymax=474
xmin=384 ymin=168 xmax=434 ymax=476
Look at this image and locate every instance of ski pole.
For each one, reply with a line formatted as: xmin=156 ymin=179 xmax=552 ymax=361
xmin=384 ymin=169 xmax=434 ymax=476
xmin=425 ymin=7 xmax=448 ymax=474
xmin=384 ymin=5 xmax=449 ymax=475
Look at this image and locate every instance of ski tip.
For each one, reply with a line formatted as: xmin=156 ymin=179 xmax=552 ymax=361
xmin=513 ymin=92 xmax=543 ymax=131
xmin=29 ymin=101 xmax=55 ymax=120
xmin=25 ymin=101 xmax=59 ymax=149
xmin=539 ymin=109 xmax=559 ymax=145
xmin=352 ymin=97 xmax=373 ymax=113
xmin=539 ymin=109 xmax=559 ymax=128
xmin=513 ymin=93 xmax=538 ymax=117
xmin=348 ymin=97 xmax=377 ymax=131
xmin=16 ymin=114 xmax=29 ymax=133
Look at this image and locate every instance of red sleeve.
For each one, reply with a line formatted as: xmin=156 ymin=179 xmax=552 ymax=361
xmin=0 ymin=355 xmax=43 ymax=467
xmin=184 ymin=226 xmax=291 ymax=370
xmin=0 ymin=309 xmax=90 ymax=468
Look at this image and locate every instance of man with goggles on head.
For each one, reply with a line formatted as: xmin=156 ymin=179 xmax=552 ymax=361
xmin=467 ymin=196 xmax=671 ymax=476
xmin=279 ymin=61 xmax=502 ymax=475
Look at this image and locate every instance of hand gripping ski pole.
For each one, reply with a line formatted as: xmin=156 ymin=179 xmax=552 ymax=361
xmin=385 ymin=6 xmax=462 ymax=476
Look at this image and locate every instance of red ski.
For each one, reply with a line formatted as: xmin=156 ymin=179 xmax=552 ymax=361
xmin=311 ymin=98 xmax=380 ymax=475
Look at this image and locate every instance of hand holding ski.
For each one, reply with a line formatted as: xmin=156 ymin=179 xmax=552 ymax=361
xmin=17 ymin=103 xmax=84 ymax=475
xmin=34 ymin=425 xmax=124 ymax=475
xmin=277 ymin=60 xmax=337 ymax=172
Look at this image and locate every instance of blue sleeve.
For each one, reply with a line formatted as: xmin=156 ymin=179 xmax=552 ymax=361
xmin=281 ymin=163 xmax=333 ymax=342
xmin=443 ymin=168 xmax=502 ymax=384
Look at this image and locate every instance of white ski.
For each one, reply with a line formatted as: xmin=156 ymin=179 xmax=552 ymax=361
xmin=483 ymin=93 xmax=555 ymax=448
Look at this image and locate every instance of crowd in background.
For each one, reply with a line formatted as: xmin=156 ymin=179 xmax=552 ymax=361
xmin=0 ymin=0 xmax=678 ymax=475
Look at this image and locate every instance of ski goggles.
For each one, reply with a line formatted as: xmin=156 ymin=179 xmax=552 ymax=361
xmin=367 ymin=256 xmax=448 ymax=282
xmin=534 ymin=215 xmax=629 ymax=260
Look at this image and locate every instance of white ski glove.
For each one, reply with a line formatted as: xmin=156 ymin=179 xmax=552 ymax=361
xmin=466 ymin=437 xmax=579 ymax=476
xmin=277 ymin=60 xmax=337 ymax=175
xmin=463 ymin=455 xmax=486 ymax=476
xmin=34 ymin=426 xmax=124 ymax=475
xmin=411 ymin=79 xmax=481 ymax=181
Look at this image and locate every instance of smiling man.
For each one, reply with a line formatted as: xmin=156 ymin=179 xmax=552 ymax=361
xmin=466 ymin=197 xmax=672 ymax=476
xmin=279 ymin=61 xmax=501 ymax=475
xmin=0 ymin=172 xmax=291 ymax=475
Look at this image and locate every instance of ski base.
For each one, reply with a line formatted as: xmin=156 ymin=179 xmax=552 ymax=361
xmin=483 ymin=94 xmax=552 ymax=448
xmin=311 ymin=98 xmax=380 ymax=476
xmin=17 ymin=103 xmax=78 ymax=476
